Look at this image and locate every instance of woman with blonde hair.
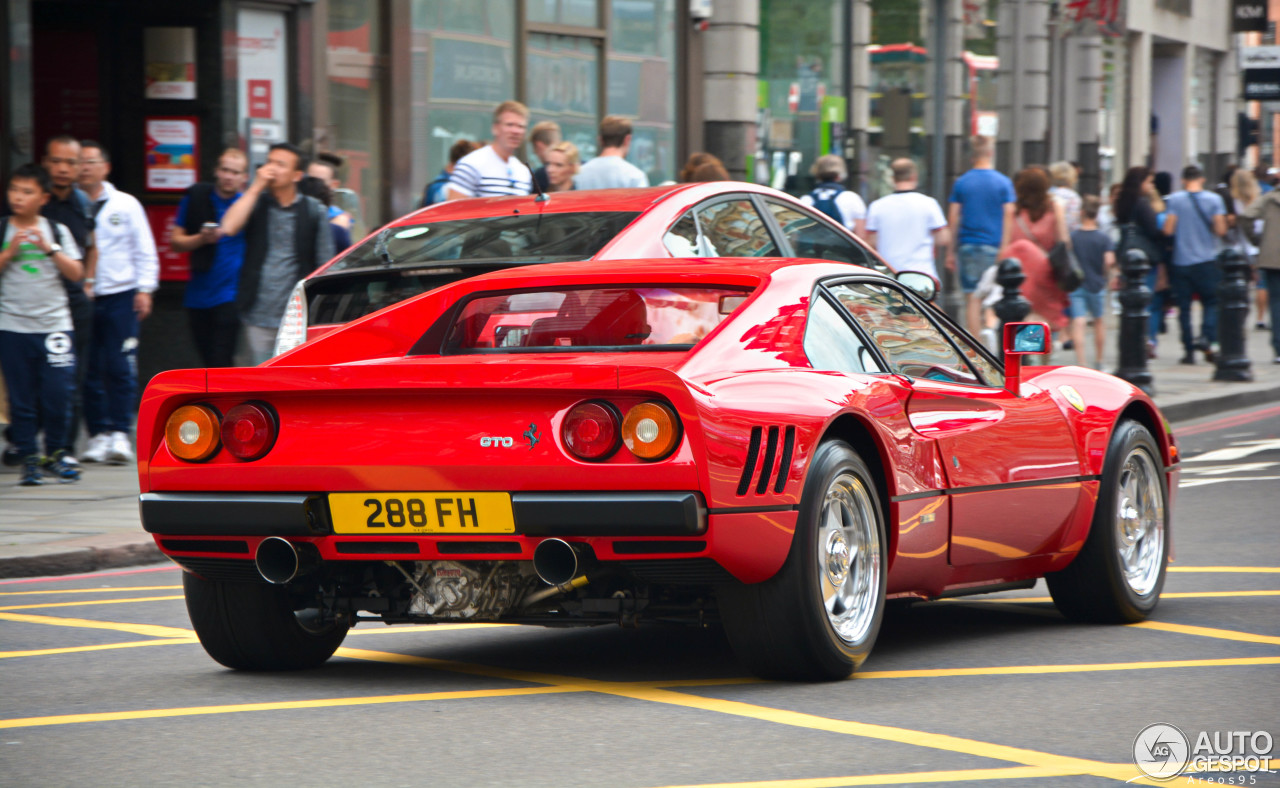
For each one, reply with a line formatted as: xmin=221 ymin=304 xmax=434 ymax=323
xmin=1048 ymin=161 xmax=1083 ymax=232
xmin=1229 ymin=167 xmax=1267 ymax=329
xmin=543 ymin=141 xmax=580 ymax=192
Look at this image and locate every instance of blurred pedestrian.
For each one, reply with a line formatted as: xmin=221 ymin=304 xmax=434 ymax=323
xmin=1001 ymin=166 xmax=1071 ymax=341
xmin=864 ymin=158 xmax=948 ymax=278
xmin=1163 ymin=165 xmax=1227 ymax=364
xmin=307 ymin=155 xmax=354 ymax=242
xmin=77 ymin=141 xmax=158 ymax=466
xmin=679 ymin=153 xmax=723 ymax=183
xmin=169 ymin=148 xmax=248 ymax=368
xmin=422 ymin=139 xmax=481 ymax=207
xmin=575 ymin=115 xmax=649 ymax=190
xmin=299 ymin=175 xmax=352 ymax=253
xmin=220 ymin=142 xmax=333 ymax=365
xmin=1068 ymin=195 xmax=1116 ymax=369
xmin=543 ymin=141 xmax=580 ymax=193
xmin=0 ymin=163 xmax=84 ymax=484
xmin=1225 ymin=168 xmax=1267 ymax=331
xmin=1114 ymin=167 xmax=1170 ymax=358
xmin=447 ymin=101 xmax=533 ymax=199
xmin=1 ymin=136 xmax=97 ymax=469
xmin=1049 ymin=160 xmax=1083 ymax=232
xmin=314 ymin=151 xmax=365 ymax=239
xmin=687 ymin=161 xmax=730 ymax=182
xmin=801 ymin=155 xmax=866 ymax=236
xmin=947 ymin=135 xmax=1016 ymax=337
xmin=1097 ymin=182 xmax=1123 ymax=243
xmin=1242 ymin=180 xmax=1280 ymax=364
xmin=528 ymin=121 xmax=562 ymax=194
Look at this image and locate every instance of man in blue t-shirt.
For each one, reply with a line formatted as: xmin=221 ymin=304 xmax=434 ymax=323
xmin=169 ymin=149 xmax=248 ymax=367
xmin=1163 ymin=165 xmax=1227 ymax=364
xmin=946 ymin=135 xmax=1016 ymax=337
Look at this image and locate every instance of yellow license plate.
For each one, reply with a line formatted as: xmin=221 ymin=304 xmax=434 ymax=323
xmin=329 ymin=492 xmax=515 ymax=534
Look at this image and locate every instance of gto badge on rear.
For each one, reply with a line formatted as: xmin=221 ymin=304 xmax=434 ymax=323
xmin=479 ymin=436 xmax=516 ymax=447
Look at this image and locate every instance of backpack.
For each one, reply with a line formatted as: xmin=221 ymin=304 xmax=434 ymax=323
xmin=808 ymin=183 xmax=845 ymax=225
xmin=423 ymin=172 xmax=451 ymax=207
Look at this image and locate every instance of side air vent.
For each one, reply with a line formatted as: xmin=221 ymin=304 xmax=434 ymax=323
xmin=736 ymin=425 xmax=796 ymax=496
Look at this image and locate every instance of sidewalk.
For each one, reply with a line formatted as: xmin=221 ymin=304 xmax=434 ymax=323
xmin=3 ymin=317 xmax=1279 ymax=578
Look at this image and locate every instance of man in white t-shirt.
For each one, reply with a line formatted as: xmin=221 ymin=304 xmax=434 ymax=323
xmin=800 ymin=155 xmax=866 ymax=237
xmin=447 ymin=101 xmax=533 ymax=200
xmin=865 ymin=158 xmax=949 ymax=278
xmin=574 ymin=115 xmax=650 ymax=191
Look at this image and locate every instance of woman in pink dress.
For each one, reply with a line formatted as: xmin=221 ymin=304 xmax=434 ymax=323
xmin=1002 ymin=166 xmax=1072 ymax=341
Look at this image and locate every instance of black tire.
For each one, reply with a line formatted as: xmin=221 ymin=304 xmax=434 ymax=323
xmin=183 ymin=571 xmax=348 ymax=670
xmin=1047 ymin=420 xmax=1169 ymax=623
xmin=719 ymin=441 xmax=886 ymax=681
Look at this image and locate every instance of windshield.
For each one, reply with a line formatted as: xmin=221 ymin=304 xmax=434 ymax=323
xmin=326 ymin=211 xmax=642 ymax=273
xmin=443 ymin=286 xmax=754 ymax=353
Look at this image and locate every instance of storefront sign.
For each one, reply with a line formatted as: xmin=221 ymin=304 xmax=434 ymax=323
xmin=431 ymin=38 xmax=512 ymax=104
xmin=1234 ymin=0 xmax=1269 ymax=32
xmin=1240 ymin=47 xmax=1280 ymax=70
xmin=1244 ymin=69 xmax=1280 ymax=101
xmin=145 ymin=117 xmax=199 ymax=192
xmin=238 ymin=8 xmax=289 ymax=145
xmin=144 ymin=27 xmax=196 ymax=99
xmin=145 ymin=204 xmax=189 ymax=282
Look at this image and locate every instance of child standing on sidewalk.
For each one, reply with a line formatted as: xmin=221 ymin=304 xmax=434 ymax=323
xmin=0 ymin=164 xmax=84 ymax=485
xmin=1068 ymin=195 xmax=1117 ymax=369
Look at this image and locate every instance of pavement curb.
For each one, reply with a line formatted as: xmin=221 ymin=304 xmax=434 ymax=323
xmin=0 ymin=540 xmax=165 ymax=580
xmin=1159 ymin=383 xmax=1280 ymax=425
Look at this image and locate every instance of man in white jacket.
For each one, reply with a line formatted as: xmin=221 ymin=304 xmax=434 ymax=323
xmin=76 ymin=141 xmax=159 ymax=464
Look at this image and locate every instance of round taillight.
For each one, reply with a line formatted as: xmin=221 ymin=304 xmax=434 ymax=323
xmin=622 ymin=402 xmax=681 ymax=461
xmin=165 ymin=405 xmax=221 ymax=462
xmin=221 ymin=402 xmax=278 ymax=460
xmin=561 ymin=401 xmax=620 ymax=461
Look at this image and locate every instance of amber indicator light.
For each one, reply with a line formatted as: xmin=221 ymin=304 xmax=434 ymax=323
xmin=165 ymin=405 xmax=221 ymax=462
xmin=622 ymin=401 xmax=680 ymax=461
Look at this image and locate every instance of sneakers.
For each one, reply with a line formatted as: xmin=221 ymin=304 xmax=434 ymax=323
xmin=19 ymin=456 xmax=42 ymax=486
xmin=82 ymin=433 xmax=112 ymax=463
xmin=41 ymin=450 xmax=81 ymax=483
xmin=107 ymin=432 xmax=134 ymax=464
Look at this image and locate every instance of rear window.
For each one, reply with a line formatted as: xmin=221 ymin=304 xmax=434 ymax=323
xmin=327 ymin=211 xmax=641 ymax=273
xmin=444 ymin=286 xmax=753 ymax=353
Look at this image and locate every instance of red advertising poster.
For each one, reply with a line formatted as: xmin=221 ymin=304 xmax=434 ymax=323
xmin=248 ymin=79 xmax=273 ymax=118
xmin=145 ymin=116 xmax=200 ymax=192
xmin=145 ymin=204 xmax=190 ymax=282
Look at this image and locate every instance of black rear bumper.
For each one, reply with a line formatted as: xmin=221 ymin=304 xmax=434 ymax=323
xmin=140 ymin=491 xmax=706 ymax=537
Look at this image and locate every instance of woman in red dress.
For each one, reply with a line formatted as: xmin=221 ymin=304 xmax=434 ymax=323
xmin=1001 ymin=166 xmax=1072 ymax=344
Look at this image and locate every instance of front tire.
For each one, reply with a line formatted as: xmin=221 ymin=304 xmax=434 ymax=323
xmin=1047 ymin=419 xmax=1169 ymax=622
xmin=719 ymin=441 xmax=886 ymax=680
xmin=183 ymin=571 xmax=349 ymax=670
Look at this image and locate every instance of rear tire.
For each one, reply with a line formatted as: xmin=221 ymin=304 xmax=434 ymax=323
xmin=1047 ymin=419 xmax=1169 ymax=623
xmin=719 ymin=441 xmax=886 ymax=680
xmin=183 ymin=571 xmax=348 ymax=670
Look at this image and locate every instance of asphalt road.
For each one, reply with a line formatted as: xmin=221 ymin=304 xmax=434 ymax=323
xmin=2 ymin=406 xmax=1278 ymax=788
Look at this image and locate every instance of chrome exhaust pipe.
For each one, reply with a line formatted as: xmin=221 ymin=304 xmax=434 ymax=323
xmin=523 ymin=539 xmax=593 ymax=607
xmin=255 ymin=537 xmax=320 ymax=584
xmin=532 ymin=538 xmax=588 ymax=586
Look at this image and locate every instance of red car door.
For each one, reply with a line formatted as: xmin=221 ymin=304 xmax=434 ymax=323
xmin=826 ymin=280 xmax=1082 ymax=566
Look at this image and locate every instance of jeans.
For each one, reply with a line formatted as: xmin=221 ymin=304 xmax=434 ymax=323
xmin=958 ymin=244 xmax=1000 ymax=293
xmin=188 ymin=302 xmax=240 ymax=368
xmin=0 ymin=330 xmax=76 ymax=457
xmin=84 ymin=290 xmax=139 ymax=436
xmin=1170 ymin=261 xmax=1221 ymax=353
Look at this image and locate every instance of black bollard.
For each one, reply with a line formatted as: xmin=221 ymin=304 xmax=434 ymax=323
xmin=1212 ymin=248 xmax=1254 ymax=382
xmin=1115 ymin=247 xmax=1154 ymax=395
xmin=994 ymin=258 xmax=1031 ymax=350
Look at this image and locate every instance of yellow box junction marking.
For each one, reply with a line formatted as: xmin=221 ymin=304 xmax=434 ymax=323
xmin=1167 ymin=566 xmax=1280 ymax=573
xmin=0 ymin=585 xmax=183 ymax=597
xmin=653 ymin=765 xmax=1111 ymax=787
xmin=0 ymin=595 xmax=184 ymax=612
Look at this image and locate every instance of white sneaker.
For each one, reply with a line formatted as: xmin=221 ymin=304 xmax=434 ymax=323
xmin=82 ymin=433 xmax=112 ymax=463
xmin=107 ymin=432 xmax=134 ymax=465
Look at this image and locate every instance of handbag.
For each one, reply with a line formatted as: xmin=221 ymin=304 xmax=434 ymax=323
xmin=1018 ymin=212 xmax=1083 ymax=292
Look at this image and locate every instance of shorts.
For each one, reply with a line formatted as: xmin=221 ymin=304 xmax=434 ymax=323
xmin=1069 ymin=289 xmax=1106 ymax=320
xmin=958 ymin=244 xmax=1000 ymax=293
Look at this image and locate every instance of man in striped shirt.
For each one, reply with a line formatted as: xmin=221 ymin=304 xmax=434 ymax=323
xmin=446 ymin=101 xmax=533 ymax=200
